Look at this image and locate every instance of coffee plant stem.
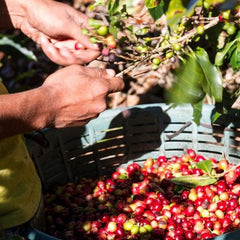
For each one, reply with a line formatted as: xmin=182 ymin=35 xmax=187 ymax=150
xmin=116 ymin=17 xmax=220 ymax=78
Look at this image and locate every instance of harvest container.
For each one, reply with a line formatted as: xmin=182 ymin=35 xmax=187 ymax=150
xmin=25 ymin=103 xmax=240 ymax=240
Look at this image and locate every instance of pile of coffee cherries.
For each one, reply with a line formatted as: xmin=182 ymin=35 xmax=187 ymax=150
xmin=44 ymin=149 xmax=240 ymax=240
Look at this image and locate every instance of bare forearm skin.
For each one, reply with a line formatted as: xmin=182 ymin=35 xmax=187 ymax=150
xmin=0 ymin=0 xmax=25 ymax=29
xmin=0 ymin=87 xmax=53 ymax=139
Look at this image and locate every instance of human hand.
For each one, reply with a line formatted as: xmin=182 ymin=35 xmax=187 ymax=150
xmin=5 ymin=0 xmax=101 ymax=65
xmin=40 ymin=65 xmax=124 ymax=128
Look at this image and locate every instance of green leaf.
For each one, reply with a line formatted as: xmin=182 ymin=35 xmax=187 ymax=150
xmin=215 ymin=39 xmax=238 ymax=66
xmin=230 ymin=42 xmax=240 ymax=71
xmin=165 ymin=54 xmax=205 ymax=105
xmin=196 ymin=160 xmax=213 ymax=175
xmin=212 ymin=111 xmax=222 ymax=123
xmin=107 ymin=0 xmax=120 ymax=16
xmin=165 ymin=0 xmax=201 ymax=29
xmin=192 ymin=100 xmax=204 ymax=125
xmin=195 ymin=47 xmax=223 ymax=102
xmin=169 ymin=175 xmax=217 ymax=188
xmin=0 ymin=36 xmax=37 ymax=61
xmin=147 ymin=3 xmax=165 ymax=21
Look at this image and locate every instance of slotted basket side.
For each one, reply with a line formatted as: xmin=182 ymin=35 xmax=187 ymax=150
xmin=25 ymin=103 xmax=240 ymax=240
xmin=27 ymin=104 xmax=240 ymax=191
xmin=28 ymin=105 xmax=165 ymax=190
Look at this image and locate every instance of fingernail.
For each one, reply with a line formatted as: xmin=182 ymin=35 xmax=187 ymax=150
xmin=106 ymin=69 xmax=116 ymax=77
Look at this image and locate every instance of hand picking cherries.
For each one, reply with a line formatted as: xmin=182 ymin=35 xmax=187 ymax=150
xmin=44 ymin=149 xmax=240 ymax=240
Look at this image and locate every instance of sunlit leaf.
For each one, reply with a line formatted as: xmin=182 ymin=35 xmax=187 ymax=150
xmin=212 ymin=111 xmax=222 ymax=123
xmin=165 ymin=0 xmax=201 ymax=28
xmin=108 ymin=0 xmax=120 ymax=15
xmin=230 ymin=42 xmax=240 ymax=71
xmin=195 ymin=47 xmax=223 ymax=102
xmin=169 ymin=175 xmax=217 ymax=188
xmin=165 ymin=54 xmax=205 ymax=105
xmin=192 ymin=100 xmax=204 ymax=125
xmin=196 ymin=160 xmax=213 ymax=175
xmin=215 ymin=39 xmax=238 ymax=66
xmin=147 ymin=2 xmax=165 ymax=21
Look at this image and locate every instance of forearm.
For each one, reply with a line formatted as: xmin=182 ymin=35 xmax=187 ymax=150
xmin=0 ymin=87 xmax=53 ymax=139
xmin=0 ymin=0 xmax=37 ymax=29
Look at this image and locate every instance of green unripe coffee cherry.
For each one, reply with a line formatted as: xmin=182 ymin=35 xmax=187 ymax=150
xmin=227 ymin=24 xmax=236 ymax=35
xmin=81 ymin=28 xmax=89 ymax=35
xmin=131 ymin=225 xmax=139 ymax=235
xmin=136 ymin=45 xmax=148 ymax=53
xmin=123 ymin=222 xmax=134 ymax=231
xmin=173 ymin=43 xmax=181 ymax=52
xmin=165 ymin=50 xmax=173 ymax=59
xmin=222 ymin=10 xmax=230 ymax=20
xmin=89 ymin=36 xmax=99 ymax=44
xmin=151 ymin=64 xmax=159 ymax=70
xmin=196 ymin=25 xmax=204 ymax=35
xmin=144 ymin=37 xmax=152 ymax=45
xmin=88 ymin=18 xmax=101 ymax=29
xmin=139 ymin=226 xmax=148 ymax=234
xmin=152 ymin=57 xmax=161 ymax=65
xmin=136 ymin=28 xmax=149 ymax=36
xmin=144 ymin=224 xmax=153 ymax=232
xmin=96 ymin=25 xmax=108 ymax=36
xmin=164 ymin=34 xmax=170 ymax=40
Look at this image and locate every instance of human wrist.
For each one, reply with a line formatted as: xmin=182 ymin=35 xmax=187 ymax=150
xmin=27 ymin=86 xmax=56 ymax=130
xmin=0 ymin=86 xmax=54 ymax=139
xmin=1 ymin=0 xmax=45 ymax=29
xmin=0 ymin=0 xmax=27 ymax=29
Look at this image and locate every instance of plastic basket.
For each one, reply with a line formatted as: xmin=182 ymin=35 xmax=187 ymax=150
xmin=25 ymin=103 xmax=240 ymax=240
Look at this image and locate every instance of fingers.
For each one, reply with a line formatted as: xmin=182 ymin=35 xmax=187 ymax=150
xmin=63 ymin=7 xmax=101 ymax=51
xmin=86 ymin=67 xmax=125 ymax=93
xmin=40 ymin=36 xmax=100 ymax=65
xmin=106 ymin=75 xmax=125 ymax=93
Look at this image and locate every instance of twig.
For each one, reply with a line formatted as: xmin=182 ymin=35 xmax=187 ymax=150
xmin=116 ymin=17 xmax=220 ymax=78
xmin=166 ymin=121 xmax=192 ymax=140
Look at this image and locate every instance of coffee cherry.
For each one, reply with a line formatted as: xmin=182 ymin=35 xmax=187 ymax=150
xmin=136 ymin=28 xmax=149 ymax=36
xmin=81 ymin=28 xmax=89 ymax=35
xmin=165 ymin=50 xmax=174 ymax=59
xmin=226 ymin=24 xmax=236 ymax=35
xmin=196 ymin=25 xmax=204 ymax=35
xmin=152 ymin=57 xmax=161 ymax=65
xmin=44 ymin=151 xmax=240 ymax=240
xmin=97 ymin=25 xmax=109 ymax=36
xmin=82 ymin=221 xmax=92 ymax=232
xmin=123 ymin=221 xmax=134 ymax=231
xmin=222 ymin=10 xmax=230 ymax=20
xmin=225 ymin=170 xmax=237 ymax=185
xmin=101 ymin=47 xmax=110 ymax=56
xmin=136 ymin=44 xmax=148 ymax=53
xmin=89 ymin=36 xmax=99 ymax=44
xmin=173 ymin=43 xmax=181 ymax=52
xmin=105 ymin=34 xmax=117 ymax=49
xmin=108 ymin=53 xmax=116 ymax=62
xmin=74 ymin=42 xmax=85 ymax=50
xmin=88 ymin=18 xmax=101 ymax=29
xmin=107 ymin=221 xmax=117 ymax=233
